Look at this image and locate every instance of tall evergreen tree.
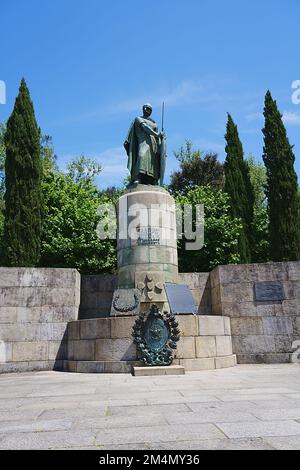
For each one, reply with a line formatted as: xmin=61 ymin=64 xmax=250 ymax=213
xmin=0 ymin=122 xmax=6 ymax=205
xmin=262 ymin=90 xmax=300 ymax=261
xmin=224 ymin=114 xmax=254 ymax=263
xmin=2 ymin=78 xmax=42 ymax=266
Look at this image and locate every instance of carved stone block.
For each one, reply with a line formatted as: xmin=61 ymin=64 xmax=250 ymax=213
xmin=135 ymin=271 xmax=167 ymax=302
xmin=110 ymin=289 xmax=141 ymax=316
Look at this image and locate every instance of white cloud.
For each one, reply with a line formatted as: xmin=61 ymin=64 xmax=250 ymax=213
xmin=282 ymin=111 xmax=300 ymax=125
xmin=0 ymin=80 xmax=6 ymax=105
xmin=94 ymin=146 xmax=128 ymax=187
xmin=98 ymin=146 xmax=127 ymax=175
xmin=102 ymin=80 xmax=224 ymax=117
xmin=59 ymin=79 xmax=229 ymax=125
xmin=59 ymin=146 xmax=128 ymax=187
xmin=245 ymin=110 xmax=300 ymax=126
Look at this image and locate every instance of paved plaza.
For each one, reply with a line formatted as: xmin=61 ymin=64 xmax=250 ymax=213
xmin=0 ymin=365 xmax=300 ymax=450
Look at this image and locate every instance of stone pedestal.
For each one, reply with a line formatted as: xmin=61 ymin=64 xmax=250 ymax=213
xmin=64 ymin=315 xmax=236 ymax=373
xmin=113 ymin=184 xmax=179 ymax=315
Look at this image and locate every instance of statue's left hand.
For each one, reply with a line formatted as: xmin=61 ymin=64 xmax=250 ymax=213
xmin=124 ymin=140 xmax=129 ymax=153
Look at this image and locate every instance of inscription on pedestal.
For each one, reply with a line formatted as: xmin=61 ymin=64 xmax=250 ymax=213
xmin=254 ymin=282 xmax=285 ymax=302
xmin=138 ymin=228 xmax=160 ymax=246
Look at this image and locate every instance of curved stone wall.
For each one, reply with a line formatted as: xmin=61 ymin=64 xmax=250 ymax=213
xmin=64 ymin=315 xmax=236 ymax=373
xmin=117 ymin=184 xmax=178 ymax=288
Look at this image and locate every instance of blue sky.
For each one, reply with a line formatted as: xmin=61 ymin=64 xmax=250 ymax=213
xmin=1 ymin=0 xmax=300 ymax=188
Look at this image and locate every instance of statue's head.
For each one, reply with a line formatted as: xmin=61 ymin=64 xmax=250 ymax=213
xmin=142 ymin=103 xmax=152 ymax=118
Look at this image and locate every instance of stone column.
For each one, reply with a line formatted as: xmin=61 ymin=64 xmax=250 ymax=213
xmin=113 ymin=184 xmax=178 ymax=314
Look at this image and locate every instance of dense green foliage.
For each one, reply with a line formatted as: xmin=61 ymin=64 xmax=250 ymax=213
xmin=0 ymin=123 xmax=6 ymax=255
xmin=246 ymin=155 xmax=270 ymax=263
xmin=169 ymin=141 xmax=224 ymax=195
xmin=40 ymin=169 xmax=117 ymax=274
xmin=176 ymin=186 xmax=243 ymax=272
xmin=262 ymin=91 xmax=300 ymax=261
xmin=66 ymin=155 xmax=102 ymax=183
xmin=224 ymin=114 xmax=254 ymax=263
xmin=39 ymin=149 xmax=117 ymax=273
xmin=41 ymin=135 xmax=58 ymax=174
xmin=0 ymin=122 xmax=5 ymax=174
xmin=0 ymin=122 xmax=5 ymax=208
xmin=2 ymin=79 xmax=42 ymax=266
xmin=1 ymin=107 xmax=117 ymax=273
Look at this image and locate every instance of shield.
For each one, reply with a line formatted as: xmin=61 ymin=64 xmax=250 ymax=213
xmin=144 ymin=314 xmax=170 ymax=353
xmin=132 ymin=305 xmax=181 ymax=366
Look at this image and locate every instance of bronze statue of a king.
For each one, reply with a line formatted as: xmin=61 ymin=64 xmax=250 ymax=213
xmin=124 ymin=104 xmax=166 ymax=186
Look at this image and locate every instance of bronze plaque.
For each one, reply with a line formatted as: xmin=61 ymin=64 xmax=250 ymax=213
xmin=254 ymin=282 xmax=285 ymax=302
xmin=165 ymin=283 xmax=197 ymax=315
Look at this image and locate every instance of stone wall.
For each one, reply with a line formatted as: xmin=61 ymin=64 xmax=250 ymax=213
xmin=0 ymin=268 xmax=80 ymax=373
xmin=211 ymin=262 xmax=300 ymax=363
xmin=65 ymin=315 xmax=236 ymax=373
xmin=79 ymin=272 xmax=211 ymax=319
xmin=1 ymin=262 xmax=299 ymax=374
xmin=79 ymin=274 xmax=117 ymax=319
xmin=179 ymin=273 xmax=211 ymax=315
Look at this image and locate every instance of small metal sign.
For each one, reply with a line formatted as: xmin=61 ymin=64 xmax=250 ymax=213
xmin=254 ymin=282 xmax=285 ymax=302
xmin=138 ymin=228 xmax=160 ymax=246
xmin=165 ymin=283 xmax=197 ymax=315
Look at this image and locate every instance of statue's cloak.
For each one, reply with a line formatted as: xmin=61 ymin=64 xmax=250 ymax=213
xmin=125 ymin=120 xmax=139 ymax=182
xmin=125 ymin=119 xmax=166 ymax=186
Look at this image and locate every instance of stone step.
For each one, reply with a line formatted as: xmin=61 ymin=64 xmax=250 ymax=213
xmin=63 ymin=355 xmax=237 ymax=374
xmin=63 ymin=360 xmax=140 ymax=374
xmin=0 ymin=360 xmax=63 ymax=374
xmin=133 ymin=365 xmax=185 ymax=376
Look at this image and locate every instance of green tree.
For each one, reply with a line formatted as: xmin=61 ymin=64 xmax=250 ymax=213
xmin=2 ymin=79 xmax=42 ymax=266
xmin=224 ymin=114 xmax=254 ymax=263
xmin=246 ymin=154 xmax=270 ymax=263
xmin=100 ymin=186 xmax=122 ymax=203
xmin=169 ymin=141 xmax=224 ymax=195
xmin=176 ymin=186 xmax=243 ymax=272
xmin=67 ymin=155 xmax=102 ymax=183
xmin=0 ymin=123 xmax=6 ymax=255
xmin=38 ymin=137 xmax=117 ymax=274
xmin=262 ymin=90 xmax=300 ymax=261
xmin=40 ymin=171 xmax=117 ymax=274
xmin=0 ymin=122 xmax=5 ymax=170
xmin=41 ymin=135 xmax=58 ymax=174
xmin=0 ymin=122 xmax=6 ymax=208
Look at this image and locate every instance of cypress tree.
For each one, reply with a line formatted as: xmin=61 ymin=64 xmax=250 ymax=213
xmin=224 ymin=114 xmax=254 ymax=263
xmin=2 ymin=78 xmax=42 ymax=266
xmin=262 ymin=90 xmax=300 ymax=261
